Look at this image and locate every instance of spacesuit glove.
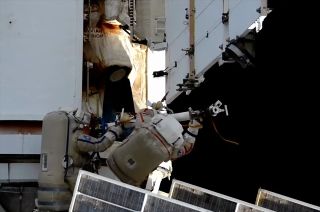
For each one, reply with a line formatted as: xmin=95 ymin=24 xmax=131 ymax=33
xmin=182 ymin=120 xmax=202 ymax=144
xmin=119 ymin=112 xmax=133 ymax=123
xmin=189 ymin=119 xmax=202 ymax=130
xmin=151 ymin=101 xmax=164 ymax=110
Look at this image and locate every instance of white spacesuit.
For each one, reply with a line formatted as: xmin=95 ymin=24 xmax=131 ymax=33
xmin=76 ymin=107 xmax=201 ymax=186
xmin=37 ymin=107 xmax=201 ymax=211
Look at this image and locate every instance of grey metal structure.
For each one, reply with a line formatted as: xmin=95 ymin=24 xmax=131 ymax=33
xmin=256 ymin=189 xmax=320 ymax=212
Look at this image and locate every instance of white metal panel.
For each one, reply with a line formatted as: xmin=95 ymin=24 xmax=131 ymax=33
xmin=229 ymin=0 xmax=261 ymax=39
xmin=0 ymin=134 xmax=41 ymax=154
xmin=165 ymin=0 xmax=189 ymax=46
xmin=165 ymin=0 xmax=189 ymax=100
xmin=135 ymin=0 xmax=166 ymax=47
xmin=0 ymin=163 xmax=9 ymax=181
xmin=0 ymin=134 xmax=23 ymax=154
xmin=8 ymin=163 xmax=39 ymax=181
xmin=165 ymin=0 xmax=261 ymax=103
xmin=22 ymin=134 xmax=41 ymax=154
xmin=194 ymin=0 xmax=223 ymax=77
xmin=0 ymin=0 xmax=83 ymax=120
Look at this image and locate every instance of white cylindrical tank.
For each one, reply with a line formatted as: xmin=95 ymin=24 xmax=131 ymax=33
xmin=37 ymin=111 xmax=89 ymax=211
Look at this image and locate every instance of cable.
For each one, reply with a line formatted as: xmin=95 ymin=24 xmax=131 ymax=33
xmin=64 ymin=113 xmax=71 ymax=180
xmin=210 ymin=118 xmax=239 ymax=145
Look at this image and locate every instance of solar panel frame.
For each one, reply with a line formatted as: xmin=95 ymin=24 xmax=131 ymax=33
xmin=70 ymin=170 xmax=212 ymax=212
xmin=256 ymin=189 xmax=320 ymax=212
xmin=169 ymin=179 xmax=274 ymax=212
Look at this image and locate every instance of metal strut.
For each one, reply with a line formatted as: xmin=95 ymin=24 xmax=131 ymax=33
xmin=177 ymin=0 xmax=202 ymax=94
xmin=128 ymin=0 xmax=135 ymax=41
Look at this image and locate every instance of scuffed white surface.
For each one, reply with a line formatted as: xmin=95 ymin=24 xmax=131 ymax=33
xmin=0 ymin=0 xmax=83 ymax=120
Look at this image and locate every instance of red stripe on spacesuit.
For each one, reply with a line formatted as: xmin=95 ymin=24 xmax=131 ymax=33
xmin=183 ymin=146 xmax=187 ymax=154
xmin=185 ymin=143 xmax=194 ymax=154
xmin=150 ymin=130 xmax=171 ymax=157
xmin=139 ymin=113 xmax=144 ymax=122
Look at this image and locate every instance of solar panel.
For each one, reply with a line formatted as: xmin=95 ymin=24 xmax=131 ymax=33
xmin=77 ymin=174 xmax=145 ymax=211
xmin=143 ymin=194 xmax=210 ymax=212
xmin=169 ymin=180 xmax=273 ymax=212
xmin=256 ymin=189 xmax=320 ymax=212
xmin=70 ymin=170 xmax=211 ymax=212
xmin=72 ymin=194 xmax=135 ymax=212
xmin=236 ymin=203 xmax=269 ymax=212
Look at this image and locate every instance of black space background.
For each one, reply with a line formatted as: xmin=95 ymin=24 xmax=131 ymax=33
xmin=161 ymin=1 xmax=320 ymax=206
